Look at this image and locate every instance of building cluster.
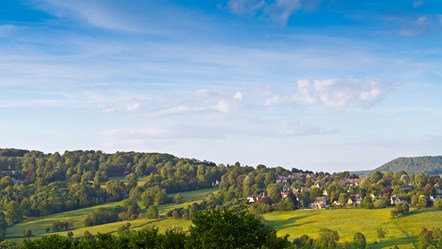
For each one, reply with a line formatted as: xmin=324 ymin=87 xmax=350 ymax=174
xmin=247 ymin=171 xmax=442 ymax=209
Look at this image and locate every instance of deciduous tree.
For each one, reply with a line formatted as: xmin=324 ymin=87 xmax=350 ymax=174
xmin=315 ymin=228 xmax=340 ymax=249
xmin=5 ymin=201 xmax=22 ymax=224
xmin=353 ymin=232 xmax=366 ymax=249
xmin=187 ymin=208 xmax=287 ymax=249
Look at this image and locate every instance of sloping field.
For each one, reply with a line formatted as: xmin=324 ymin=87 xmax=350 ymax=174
xmin=263 ymin=208 xmax=442 ymax=249
xmin=5 ymin=188 xmax=217 ymax=242
xmin=6 ymin=192 xmax=441 ymax=249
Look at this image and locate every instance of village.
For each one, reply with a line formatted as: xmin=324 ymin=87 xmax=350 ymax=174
xmin=245 ymin=170 xmax=442 ymax=210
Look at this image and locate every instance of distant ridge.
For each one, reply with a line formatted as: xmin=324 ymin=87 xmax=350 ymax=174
xmin=374 ymin=156 xmax=442 ymax=175
xmin=349 ymin=170 xmax=370 ymax=177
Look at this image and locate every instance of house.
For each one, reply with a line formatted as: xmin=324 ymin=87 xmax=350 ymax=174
xmin=256 ymin=192 xmax=272 ymax=204
xmin=281 ymin=191 xmax=290 ymax=199
xmin=212 ymin=180 xmax=220 ymax=187
xmin=12 ymin=178 xmax=23 ymax=185
xmin=309 ymin=197 xmax=327 ymax=209
xmin=281 ymin=190 xmax=298 ymax=203
xmin=390 ymin=196 xmax=407 ymax=205
xmin=332 ymin=200 xmax=341 ymax=207
xmin=339 ymin=178 xmax=360 ymax=187
xmin=430 ymin=195 xmax=435 ymax=203
xmin=276 ymin=176 xmax=288 ymax=184
xmin=347 ymin=194 xmax=362 ymax=207
xmin=247 ymin=195 xmax=256 ymax=203
xmin=294 ymin=187 xmax=310 ymax=193
xmin=370 ymin=193 xmax=381 ymax=200
xmin=311 ymin=182 xmax=322 ymax=189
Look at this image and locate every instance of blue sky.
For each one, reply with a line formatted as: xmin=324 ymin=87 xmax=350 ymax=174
xmin=1 ymin=0 xmax=441 ymax=172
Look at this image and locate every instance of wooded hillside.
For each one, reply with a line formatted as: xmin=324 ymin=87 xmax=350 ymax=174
xmin=375 ymin=156 xmax=442 ymax=175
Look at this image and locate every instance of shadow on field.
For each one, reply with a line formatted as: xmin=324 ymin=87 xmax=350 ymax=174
xmin=370 ymin=236 xmax=416 ymax=249
xmin=403 ymin=208 xmax=435 ymax=217
xmin=267 ymin=213 xmax=317 ymax=229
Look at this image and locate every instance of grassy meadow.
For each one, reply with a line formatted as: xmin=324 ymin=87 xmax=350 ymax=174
xmin=5 ymin=187 xmax=217 ymax=242
xmin=5 ymin=184 xmax=441 ymax=249
xmin=263 ymin=208 xmax=442 ymax=249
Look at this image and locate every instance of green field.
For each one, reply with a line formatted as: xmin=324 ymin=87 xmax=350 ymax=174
xmin=5 ymin=188 xmax=442 ymax=249
xmin=5 ymin=187 xmax=217 ymax=242
xmin=263 ymin=208 xmax=442 ymax=249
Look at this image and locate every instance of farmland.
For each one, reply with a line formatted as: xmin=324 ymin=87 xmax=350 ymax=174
xmin=5 ymin=188 xmax=217 ymax=242
xmin=7 ymin=193 xmax=442 ymax=249
xmin=263 ymin=208 xmax=442 ymax=249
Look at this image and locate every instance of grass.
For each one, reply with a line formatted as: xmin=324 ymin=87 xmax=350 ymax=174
xmin=6 ymin=189 xmax=441 ymax=249
xmin=159 ymin=188 xmax=217 ymax=214
xmin=5 ymin=187 xmax=217 ymax=242
xmin=263 ymin=208 xmax=442 ymax=249
xmin=49 ymin=218 xmax=193 ymax=238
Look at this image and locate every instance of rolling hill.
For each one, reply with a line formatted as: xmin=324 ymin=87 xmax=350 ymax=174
xmin=374 ymin=156 xmax=442 ymax=175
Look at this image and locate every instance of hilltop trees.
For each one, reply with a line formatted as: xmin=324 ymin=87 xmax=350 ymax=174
xmin=2 ymin=147 xmax=441 ymax=224
xmin=375 ymin=156 xmax=442 ymax=175
xmin=2 ymin=147 xmax=442 ymax=248
xmin=0 ymin=149 xmax=224 ymax=218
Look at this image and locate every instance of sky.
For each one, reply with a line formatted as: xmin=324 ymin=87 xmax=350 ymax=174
xmin=1 ymin=0 xmax=441 ymax=172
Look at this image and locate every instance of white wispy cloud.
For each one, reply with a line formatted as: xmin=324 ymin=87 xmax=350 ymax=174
xmin=33 ymin=0 xmax=146 ymax=32
xmin=31 ymin=0 xmax=218 ymax=37
xmin=400 ymin=15 xmax=429 ymax=36
xmin=228 ymin=0 xmax=266 ymax=15
xmin=275 ymin=119 xmax=339 ymax=136
xmin=234 ymin=91 xmax=244 ymax=101
xmin=100 ymin=118 xmax=337 ymax=149
xmin=265 ymin=0 xmax=301 ymax=24
xmin=227 ymin=0 xmax=308 ymax=24
xmin=88 ymin=88 xmax=245 ymax=119
xmin=294 ymin=78 xmax=391 ymax=110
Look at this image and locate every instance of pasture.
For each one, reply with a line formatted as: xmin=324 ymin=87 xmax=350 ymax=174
xmin=263 ymin=208 xmax=442 ymax=249
xmin=5 ymin=187 xmax=217 ymax=242
xmin=5 ymin=188 xmax=441 ymax=249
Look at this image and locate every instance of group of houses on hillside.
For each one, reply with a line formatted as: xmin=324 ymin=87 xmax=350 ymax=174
xmin=247 ymin=172 xmax=442 ymax=209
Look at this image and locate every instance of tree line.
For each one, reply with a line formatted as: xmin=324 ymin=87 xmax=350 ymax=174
xmin=0 ymin=149 xmax=224 ymax=220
